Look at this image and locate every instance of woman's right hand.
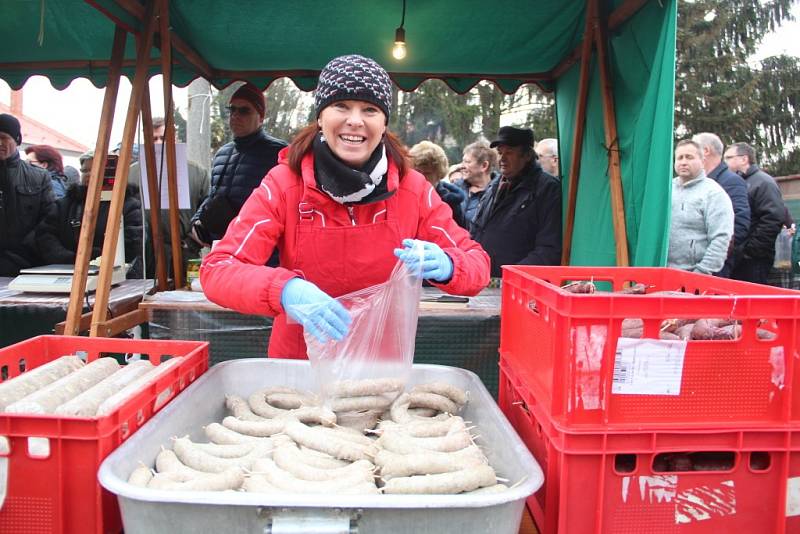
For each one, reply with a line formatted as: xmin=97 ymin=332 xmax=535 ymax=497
xmin=280 ymin=278 xmax=352 ymax=343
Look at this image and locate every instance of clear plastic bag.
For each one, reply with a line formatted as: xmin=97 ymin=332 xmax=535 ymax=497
xmin=302 ymin=247 xmax=423 ymax=403
xmin=774 ymin=226 xmax=793 ymax=270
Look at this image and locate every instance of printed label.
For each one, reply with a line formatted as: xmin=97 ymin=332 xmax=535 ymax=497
xmin=612 ymin=338 xmax=687 ymax=395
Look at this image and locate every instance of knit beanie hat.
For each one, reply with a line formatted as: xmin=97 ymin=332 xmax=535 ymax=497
xmin=314 ymin=55 xmax=393 ymax=122
xmin=0 ymin=113 xmax=22 ymax=145
xmin=230 ymin=82 xmax=266 ymax=117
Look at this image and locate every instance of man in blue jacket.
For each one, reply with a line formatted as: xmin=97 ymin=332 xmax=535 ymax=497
xmin=693 ymin=133 xmax=750 ymax=277
xmin=471 ymin=126 xmax=562 ymax=277
xmin=189 ymin=83 xmax=287 ymax=247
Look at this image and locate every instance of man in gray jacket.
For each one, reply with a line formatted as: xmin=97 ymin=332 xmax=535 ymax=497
xmin=668 ymin=140 xmax=733 ymax=275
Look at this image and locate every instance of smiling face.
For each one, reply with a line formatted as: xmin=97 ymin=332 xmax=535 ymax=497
xmin=461 ymin=152 xmax=487 ymax=184
xmin=318 ymin=100 xmax=386 ymax=168
xmin=0 ymin=132 xmax=17 ymax=161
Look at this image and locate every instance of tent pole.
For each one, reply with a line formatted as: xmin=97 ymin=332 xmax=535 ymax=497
xmin=594 ymin=1 xmax=630 ymax=266
xmin=90 ymin=0 xmax=159 ymax=337
xmin=140 ymin=89 xmax=170 ymax=290
xmin=159 ymin=0 xmax=185 ymax=288
xmin=561 ymin=0 xmax=596 ymax=265
xmin=63 ymin=26 xmax=126 ymax=336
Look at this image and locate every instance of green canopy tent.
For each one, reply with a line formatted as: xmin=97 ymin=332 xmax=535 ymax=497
xmin=0 ymin=0 xmax=676 ymax=335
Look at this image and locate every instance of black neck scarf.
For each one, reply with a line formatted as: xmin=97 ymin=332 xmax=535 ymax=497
xmin=312 ymin=132 xmax=394 ymax=205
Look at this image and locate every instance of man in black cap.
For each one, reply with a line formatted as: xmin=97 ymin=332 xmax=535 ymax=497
xmin=470 ymin=126 xmax=562 ymax=277
xmin=0 ymin=113 xmax=56 ymax=276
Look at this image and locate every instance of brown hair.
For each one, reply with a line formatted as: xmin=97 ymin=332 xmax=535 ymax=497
xmin=24 ymin=144 xmax=64 ymax=173
xmin=728 ymin=142 xmax=757 ymax=165
xmin=675 ymin=139 xmax=702 ymax=158
xmin=287 ymin=124 xmax=408 ymax=177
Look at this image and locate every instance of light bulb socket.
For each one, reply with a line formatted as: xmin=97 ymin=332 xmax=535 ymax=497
xmin=394 ymin=26 xmax=406 ymax=44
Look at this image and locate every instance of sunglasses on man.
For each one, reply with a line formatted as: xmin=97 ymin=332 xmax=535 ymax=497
xmin=226 ymin=105 xmax=254 ymax=116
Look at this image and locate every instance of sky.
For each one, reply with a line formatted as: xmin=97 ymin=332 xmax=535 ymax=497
xmin=1 ymin=4 xmax=799 ymax=158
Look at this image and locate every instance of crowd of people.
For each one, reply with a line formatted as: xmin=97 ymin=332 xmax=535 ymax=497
xmin=667 ymin=134 xmax=791 ymax=285
xmin=0 ymin=54 xmax=795 ymax=301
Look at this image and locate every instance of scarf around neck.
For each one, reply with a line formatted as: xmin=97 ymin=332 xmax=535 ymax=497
xmin=312 ymin=132 xmax=393 ymax=205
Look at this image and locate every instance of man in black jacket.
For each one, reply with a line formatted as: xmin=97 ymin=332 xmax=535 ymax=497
xmin=189 ymin=83 xmax=287 ymax=248
xmin=471 ymin=126 xmax=562 ymax=278
xmin=724 ymin=142 xmax=785 ymax=284
xmin=693 ymin=133 xmax=750 ymax=277
xmin=0 ymin=113 xmax=55 ymax=276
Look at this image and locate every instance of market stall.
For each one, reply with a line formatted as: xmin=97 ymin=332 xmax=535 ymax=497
xmin=0 ymin=2 xmax=680 ymax=533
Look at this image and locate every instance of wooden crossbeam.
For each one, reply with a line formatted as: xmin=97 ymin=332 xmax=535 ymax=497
xmin=561 ymin=0 xmax=597 ymax=265
xmin=63 ymin=27 xmax=127 ymax=336
xmin=160 ymin=1 xmax=185 ymax=288
xmin=140 ymin=90 xmax=170 ymax=290
xmin=90 ymin=0 xmax=159 ymax=337
xmin=594 ymin=2 xmax=630 ymax=266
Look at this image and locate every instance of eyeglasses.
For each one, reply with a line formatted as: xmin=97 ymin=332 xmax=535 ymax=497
xmin=226 ymin=105 xmax=254 ymax=116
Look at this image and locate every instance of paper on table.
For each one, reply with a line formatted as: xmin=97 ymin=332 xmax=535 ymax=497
xmin=611 ymin=337 xmax=687 ymax=396
xmin=137 ymin=143 xmax=191 ymax=210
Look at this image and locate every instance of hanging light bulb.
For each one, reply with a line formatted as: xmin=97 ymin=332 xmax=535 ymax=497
xmin=391 ymin=0 xmax=407 ymax=60
xmin=392 ymin=27 xmax=407 ymax=60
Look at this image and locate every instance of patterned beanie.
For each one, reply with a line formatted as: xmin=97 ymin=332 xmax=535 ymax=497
xmin=231 ymin=82 xmax=266 ymax=117
xmin=314 ymin=55 xmax=393 ymax=122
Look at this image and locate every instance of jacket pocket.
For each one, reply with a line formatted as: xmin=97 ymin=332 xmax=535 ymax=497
xmin=15 ymin=183 xmax=46 ymax=221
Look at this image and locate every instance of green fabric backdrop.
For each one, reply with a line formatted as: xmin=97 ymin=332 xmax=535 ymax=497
xmin=557 ymin=0 xmax=676 ymax=266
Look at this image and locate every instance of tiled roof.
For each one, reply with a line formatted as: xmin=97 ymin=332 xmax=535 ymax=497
xmin=0 ymin=102 xmax=89 ymax=154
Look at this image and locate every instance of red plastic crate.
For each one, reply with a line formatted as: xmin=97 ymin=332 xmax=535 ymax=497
xmin=499 ymin=364 xmax=800 ymax=534
xmin=500 ymin=265 xmax=800 ymax=429
xmin=0 ymin=335 xmax=209 ymax=534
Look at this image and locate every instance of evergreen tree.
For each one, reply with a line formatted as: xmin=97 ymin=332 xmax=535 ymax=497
xmin=675 ymin=0 xmax=799 ymax=175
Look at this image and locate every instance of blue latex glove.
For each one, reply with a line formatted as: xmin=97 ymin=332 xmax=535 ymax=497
xmin=393 ymin=239 xmax=454 ymax=282
xmin=280 ymin=278 xmax=352 ymax=343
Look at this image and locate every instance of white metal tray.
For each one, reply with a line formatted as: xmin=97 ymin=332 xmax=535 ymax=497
xmin=98 ymin=359 xmax=543 ymax=534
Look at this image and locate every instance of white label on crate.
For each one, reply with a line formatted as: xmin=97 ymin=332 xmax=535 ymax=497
xmin=787 ymin=477 xmax=800 ymax=517
xmin=571 ymin=325 xmax=607 ymax=410
xmin=770 ymin=346 xmax=786 ymax=389
xmin=611 ymin=338 xmax=687 ymax=395
xmin=0 ymin=456 xmax=6 ymax=510
xmin=675 ymin=480 xmax=735 ymax=524
xmin=636 ymin=475 xmax=677 ymax=503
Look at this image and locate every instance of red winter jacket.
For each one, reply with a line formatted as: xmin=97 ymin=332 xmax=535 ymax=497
xmin=200 ymin=147 xmax=490 ymax=358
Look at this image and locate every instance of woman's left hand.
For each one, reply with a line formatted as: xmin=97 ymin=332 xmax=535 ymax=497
xmin=394 ymin=239 xmax=454 ymax=282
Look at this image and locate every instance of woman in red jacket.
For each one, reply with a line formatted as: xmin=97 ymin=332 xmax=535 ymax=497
xmin=200 ymin=54 xmax=490 ymax=359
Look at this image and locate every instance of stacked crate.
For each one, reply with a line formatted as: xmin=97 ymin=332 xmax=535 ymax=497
xmin=0 ymin=336 xmax=209 ymax=534
xmin=498 ymin=266 xmax=800 ymax=533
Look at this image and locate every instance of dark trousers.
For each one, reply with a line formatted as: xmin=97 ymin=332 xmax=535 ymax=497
xmin=731 ymin=257 xmax=773 ymax=285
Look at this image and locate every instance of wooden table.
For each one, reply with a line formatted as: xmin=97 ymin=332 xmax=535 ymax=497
xmin=0 ymin=277 xmax=153 ymax=347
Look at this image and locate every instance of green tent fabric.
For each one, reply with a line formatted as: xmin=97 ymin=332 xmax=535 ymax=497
xmin=557 ymin=0 xmax=676 ymax=266
xmin=0 ymin=0 xmax=677 ymax=267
